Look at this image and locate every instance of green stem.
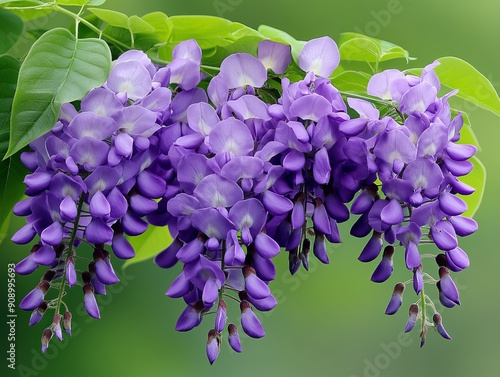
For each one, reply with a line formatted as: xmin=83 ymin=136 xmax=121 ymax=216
xmin=420 ymin=287 xmax=426 ymax=332
xmin=55 ymin=192 xmax=85 ymax=315
xmin=52 ymin=4 xmax=131 ymax=51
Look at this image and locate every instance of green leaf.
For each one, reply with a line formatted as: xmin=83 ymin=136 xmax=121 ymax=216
xmin=169 ymin=15 xmax=261 ymax=50
xmin=202 ymin=35 xmax=262 ymax=66
xmin=257 ymin=24 xmax=305 ymax=62
xmin=5 ymin=28 xmax=111 ymax=158
xmin=1 ymin=1 xmax=53 ymax=20
xmin=459 ymin=156 xmax=485 ymax=218
xmin=0 ymin=9 xmax=23 ymax=54
xmin=331 ymin=70 xmax=371 ymax=93
xmin=0 ymin=54 xmax=19 ymax=158
xmin=435 ymin=57 xmax=500 ymax=116
xmin=0 ymin=155 xmax=28 ymax=244
xmin=134 ymin=12 xmax=173 ymax=53
xmin=123 ymin=226 xmax=172 ymax=269
xmin=88 ymin=8 xmax=128 ymax=28
xmin=339 ymin=32 xmax=410 ymax=63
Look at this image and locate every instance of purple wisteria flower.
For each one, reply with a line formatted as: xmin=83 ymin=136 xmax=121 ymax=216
xmin=12 ymin=32 xmax=479 ymax=360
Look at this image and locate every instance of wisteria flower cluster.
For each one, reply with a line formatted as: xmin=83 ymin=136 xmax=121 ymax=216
xmin=12 ymin=35 xmax=477 ymax=362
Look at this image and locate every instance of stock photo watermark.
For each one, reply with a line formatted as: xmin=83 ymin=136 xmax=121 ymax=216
xmin=6 ymin=264 xmax=17 ymax=371
xmin=213 ymin=0 xmax=243 ymax=17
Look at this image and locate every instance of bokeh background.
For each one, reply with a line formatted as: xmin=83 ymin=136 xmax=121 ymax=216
xmin=1 ymin=0 xmax=499 ymax=376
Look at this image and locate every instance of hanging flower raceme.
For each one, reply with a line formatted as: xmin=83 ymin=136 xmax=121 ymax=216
xmin=11 ymin=32 xmax=479 ymax=364
xmin=345 ymin=61 xmax=478 ymax=345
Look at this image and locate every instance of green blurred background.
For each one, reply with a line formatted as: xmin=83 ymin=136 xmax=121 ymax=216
xmin=1 ymin=0 xmax=499 ymax=376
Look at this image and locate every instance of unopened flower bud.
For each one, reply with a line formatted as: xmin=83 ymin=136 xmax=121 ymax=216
xmin=433 ymin=313 xmax=452 ymax=340
xmin=404 ymin=304 xmax=419 ymax=333
xmin=228 ymin=323 xmax=242 ymax=353
xmin=53 ymin=314 xmax=63 ymax=341
xmin=29 ymin=301 xmax=48 ymax=326
xmin=63 ymin=311 xmax=72 ymax=336
xmin=385 ymin=283 xmax=405 ymax=315
xmin=41 ymin=328 xmax=53 ymax=353
xmin=206 ymin=329 xmax=220 ymax=365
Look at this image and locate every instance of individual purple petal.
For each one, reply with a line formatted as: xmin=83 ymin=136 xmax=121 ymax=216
xmin=194 ymin=174 xmax=244 ymax=208
xmin=187 ymin=102 xmax=219 ymax=136
xmin=15 ymin=252 xmax=38 ymax=275
xmin=313 ymin=233 xmax=329 ymax=264
xmin=107 ymin=187 xmax=128 ymax=220
xmin=202 ymin=278 xmax=220 ymax=308
xmin=437 ymin=281 xmax=456 ymax=308
xmin=221 ymin=156 xmax=264 ymax=183
xmin=67 ymin=112 xmax=117 ymax=140
xmin=367 ymin=69 xmax=407 ymax=100
xmin=417 ymin=124 xmax=448 ymax=158
xmin=59 ymin=196 xmax=77 ymax=221
xmin=247 ymin=292 xmax=277 ymax=312
xmin=438 ymin=267 xmax=460 ymax=305
xmin=439 ymin=192 xmax=467 ymax=216
xmin=405 ymin=241 xmax=421 ymax=270
xmin=289 ymin=94 xmax=332 ymax=122
xmin=413 ymin=265 xmax=423 ymax=294
xmin=240 ymin=300 xmax=265 ymax=338
xmin=312 ymin=201 xmax=331 ymax=235
xmin=33 ymin=245 xmax=56 ymax=266
xmin=166 ymin=271 xmax=192 ymax=298
xmin=168 ymin=58 xmax=200 ymax=90
xmin=84 ymin=167 xmax=120 ymax=196
xmin=20 ymin=281 xmax=49 ymax=310
xmin=177 ymin=154 xmax=212 ymax=193
xmin=433 ymin=313 xmax=452 ymax=340
xmin=154 ymin=238 xmax=182 ymax=268
xmin=129 ymin=194 xmax=158 ymax=216
xmin=114 ymin=132 xmax=134 ymax=157
xmin=252 ymin=253 xmax=276 ymax=281
xmin=176 ymin=238 xmax=204 ymax=264
xmin=404 ymin=304 xmax=419 ymax=332
xmin=312 ymin=147 xmax=331 ymax=184
xmin=52 ymin=314 xmax=63 ymax=342
xmin=207 ymin=74 xmax=229 ymax=109
xmin=258 ymin=40 xmax=292 ymax=74
xmin=83 ymin=284 xmax=100 ymax=319
xmin=298 ymin=36 xmax=339 ymax=77
xmin=385 ymin=283 xmax=405 ymax=315
xmin=448 ymin=216 xmax=478 ymax=237
xmin=219 ymin=53 xmax=267 ymax=89
xmin=85 ymin=218 xmax=113 ymax=244
xmin=254 ymin=232 xmax=280 ymax=259
xmin=111 ymin=233 xmax=136 ymax=259
xmin=113 ymin=105 xmax=159 ymax=138
xmin=192 ymin=208 xmax=234 ymax=239
xmin=29 ymin=302 xmax=47 ymax=326
xmin=374 ymin=128 xmax=417 ymax=165
xmin=116 ymin=49 xmax=156 ymax=76
xmin=94 ymin=258 xmax=120 ymax=285
xmin=403 ymin=158 xmax=443 ymax=190
xmin=140 ymin=87 xmax=172 ymax=112
xmin=81 ymin=87 xmax=123 ymax=116
xmin=11 ymin=223 xmax=37 ymax=245
xmin=172 ymin=39 xmax=202 ymax=62
xmin=227 ymin=94 xmax=271 ymax=121
xmin=167 ymin=193 xmax=200 ymax=217
xmin=228 ymin=323 xmax=242 ymax=353
xmin=90 ymin=190 xmax=111 ymax=218
xmin=206 ymin=329 xmax=220 ymax=365
xmin=208 ymin=118 xmax=254 ymax=157
xmin=446 ymin=247 xmax=470 ymax=270
xmin=358 ymin=232 xmax=383 ymax=262
xmin=136 ymin=170 xmax=166 ymax=199
xmin=380 ymin=198 xmax=404 ymax=226
xmin=107 ymin=61 xmax=152 ymax=100
xmin=66 ymin=257 xmax=76 ymax=287
xmin=351 ymin=189 xmax=375 ymax=214
xmin=175 ymin=302 xmax=204 ymax=332
xmin=399 ymin=82 xmax=437 ymax=114
xmin=431 ymin=220 xmax=458 ymax=251
xmin=215 ymin=300 xmax=227 ymax=333
xmin=283 ymin=149 xmax=306 ymax=172
xmin=443 ymin=156 xmax=473 ymax=176
xmin=243 ymin=266 xmax=270 ymax=299
xmin=291 ymin=197 xmax=305 ymax=229
xmin=371 ymin=246 xmax=394 ymax=283
xmin=13 ymin=198 xmax=32 ymax=216
xmin=445 ymin=143 xmax=477 ymax=161
xmin=262 ymin=190 xmax=293 ymax=216
xmin=41 ymin=222 xmax=63 ymax=246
